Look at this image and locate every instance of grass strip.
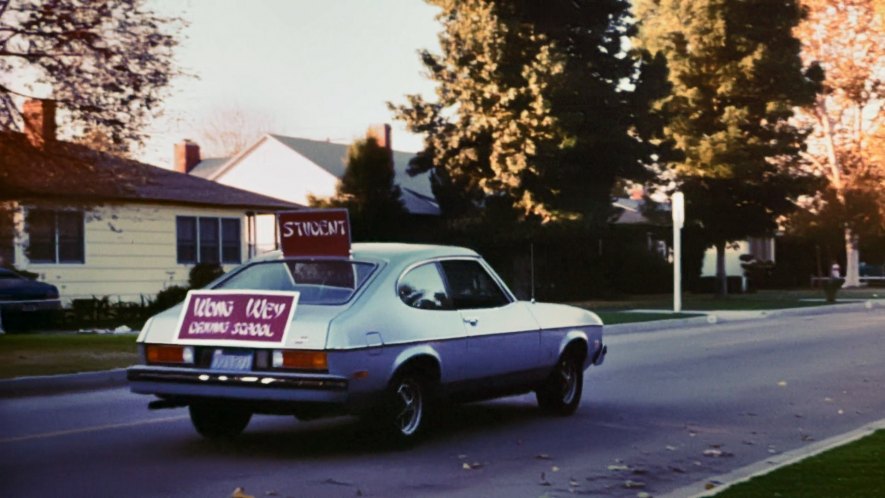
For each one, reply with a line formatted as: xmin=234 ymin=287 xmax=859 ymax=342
xmin=0 ymin=333 xmax=138 ymax=379
xmin=715 ymin=430 xmax=885 ymax=497
xmin=595 ymin=310 xmax=701 ymax=325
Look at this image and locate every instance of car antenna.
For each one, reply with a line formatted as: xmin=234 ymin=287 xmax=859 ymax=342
xmin=530 ymin=242 xmax=535 ymax=304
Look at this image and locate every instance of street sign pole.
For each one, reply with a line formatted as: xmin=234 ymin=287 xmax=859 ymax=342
xmin=672 ymin=192 xmax=684 ymax=314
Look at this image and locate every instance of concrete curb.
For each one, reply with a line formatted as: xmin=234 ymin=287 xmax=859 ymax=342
xmin=0 ymin=368 xmax=128 ymax=398
xmin=660 ymin=417 xmax=885 ymax=498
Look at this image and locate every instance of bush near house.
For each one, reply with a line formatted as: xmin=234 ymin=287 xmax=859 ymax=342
xmin=1 ymin=263 xmax=223 ymax=333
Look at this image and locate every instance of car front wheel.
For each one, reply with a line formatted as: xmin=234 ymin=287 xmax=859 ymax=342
xmin=189 ymin=401 xmax=252 ymax=439
xmin=536 ymin=352 xmax=584 ymax=415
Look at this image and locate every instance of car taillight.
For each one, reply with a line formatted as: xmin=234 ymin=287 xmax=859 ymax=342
xmin=146 ymin=344 xmax=194 ymax=365
xmin=272 ymin=350 xmax=328 ymax=371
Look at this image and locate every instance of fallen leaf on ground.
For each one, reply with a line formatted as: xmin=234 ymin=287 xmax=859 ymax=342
xmin=704 ymin=448 xmax=734 ymax=458
xmin=608 ymin=464 xmax=630 ymax=471
xmin=778 ymin=381 xmax=788 ymax=387
xmin=623 ymin=480 xmax=646 ymax=489
xmin=535 ymin=453 xmax=552 ymax=460
xmin=637 ymin=493 xmax=652 ymax=498
xmin=231 ymin=488 xmax=254 ymax=498
xmin=462 ymin=462 xmax=484 ymax=470
xmin=552 ymin=466 xmax=560 ymax=472
xmin=569 ymin=478 xmax=580 ymax=487
xmin=705 ymin=482 xmax=718 ymax=490
xmin=838 ymin=409 xmax=845 ymax=415
xmin=665 ymin=445 xmax=678 ymax=451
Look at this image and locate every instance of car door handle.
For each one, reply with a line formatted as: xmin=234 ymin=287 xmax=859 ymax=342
xmin=463 ymin=317 xmax=478 ymax=326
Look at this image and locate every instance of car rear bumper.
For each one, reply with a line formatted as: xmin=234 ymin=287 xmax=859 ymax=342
xmin=127 ymin=365 xmax=350 ymax=405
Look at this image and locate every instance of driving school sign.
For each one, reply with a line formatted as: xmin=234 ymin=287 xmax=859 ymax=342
xmin=176 ymin=290 xmax=299 ymax=345
xmin=279 ymin=209 xmax=351 ymax=258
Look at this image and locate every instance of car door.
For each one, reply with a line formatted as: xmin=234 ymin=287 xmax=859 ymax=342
xmin=395 ymin=261 xmax=469 ymax=383
xmin=439 ymin=259 xmax=541 ymax=386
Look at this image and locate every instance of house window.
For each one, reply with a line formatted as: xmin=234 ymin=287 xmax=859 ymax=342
xmin=176 ymin=216 xmax=241 ymax=265
xmin=25 ymin=209 xmax=85 ymax=264
xmin=176 ymin=217 xmax=197 ymax=264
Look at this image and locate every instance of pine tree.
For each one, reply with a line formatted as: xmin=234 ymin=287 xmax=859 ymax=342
xmin=634 ymin=0 xmax=821 ymax=295
xmin=309 ymin=137 xmax=406 ymax=241
xmin=390 ymin=0 xmax=665 ymax=226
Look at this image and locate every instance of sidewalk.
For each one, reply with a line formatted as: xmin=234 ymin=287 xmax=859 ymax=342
xmin=605 ymin=297 xmax=885 ymax=334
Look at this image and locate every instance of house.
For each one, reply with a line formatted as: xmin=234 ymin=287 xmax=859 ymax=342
xmin=700 ymin=237 xmax=776 ymax=291
xmin=178 ymin=125 xmax=439 ymax=251
xmin=0 ymin=100 xmax=300 ymax=305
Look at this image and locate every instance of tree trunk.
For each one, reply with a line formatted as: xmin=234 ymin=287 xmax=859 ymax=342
xmin=844 ymin=227 xmax=861 ymax=287
xmin=715 ymin=240 xmax=728 ymax=297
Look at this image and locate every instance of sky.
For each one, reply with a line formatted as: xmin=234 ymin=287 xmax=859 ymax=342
xmin=143 ymin=0 xmax=441 ymax=168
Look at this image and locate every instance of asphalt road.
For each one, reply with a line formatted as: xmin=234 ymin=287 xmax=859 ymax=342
xmin=1 ymin=309 xmax=883 ymax=498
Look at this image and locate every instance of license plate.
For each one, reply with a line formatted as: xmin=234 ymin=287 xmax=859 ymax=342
xmin=210 ymin=350 xmax=253 ymax=371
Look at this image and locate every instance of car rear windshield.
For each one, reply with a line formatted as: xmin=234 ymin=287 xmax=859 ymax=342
xmin=216 ymin=259 xmax=377 ymax=305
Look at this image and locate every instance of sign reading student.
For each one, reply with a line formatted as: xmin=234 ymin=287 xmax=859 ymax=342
xmin=176 ymin=290 xmax=299 ymax=345
xmin=278 ymin=209 xmax=351 ymax=258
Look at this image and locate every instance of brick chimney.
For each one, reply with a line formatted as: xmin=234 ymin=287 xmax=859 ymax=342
xmin=366 ymin=123 xmax=392 ymax=151
xmin=174 ymin=140 xmax=201 ymax=174
xmin=22 ymin=99 xmax=57 ymax=149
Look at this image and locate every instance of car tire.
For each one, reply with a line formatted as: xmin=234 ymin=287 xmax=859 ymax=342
xmin=189 ymin=402 xmax=252 ymax=439
xmin=383 ymin=371 xmax=431 ymax=444
xmin=536 ymin=351 xmax=584 ymax=416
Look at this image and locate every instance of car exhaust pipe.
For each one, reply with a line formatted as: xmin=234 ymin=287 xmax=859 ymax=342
xmin=148 ymin=399 xmax=187 ymax=410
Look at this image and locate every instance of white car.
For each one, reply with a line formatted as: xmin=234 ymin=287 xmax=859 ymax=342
xmin=128 ymin=243 xmax=606 ymax=443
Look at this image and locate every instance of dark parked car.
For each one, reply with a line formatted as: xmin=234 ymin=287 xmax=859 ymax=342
xmin=0 ymin=268 xmax=61 ymax=330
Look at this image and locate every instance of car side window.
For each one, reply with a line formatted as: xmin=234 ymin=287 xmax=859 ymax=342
xmin=398 ymin=263 xmax=452 ymax=310
xmin=440 ymin=259 xmax=510 ymax=309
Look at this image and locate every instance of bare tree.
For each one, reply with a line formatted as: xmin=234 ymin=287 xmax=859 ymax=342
xmin=796 ymin=0 xmax=885 ymax=286
xmin=0 ymin=0 xmax=181 ymax=149
xmin=195 ymin=107 xmax=276 ymax=158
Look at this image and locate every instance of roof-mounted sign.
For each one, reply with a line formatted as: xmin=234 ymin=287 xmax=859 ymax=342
xmin=278 ymin=209 xmax=351 ymax=258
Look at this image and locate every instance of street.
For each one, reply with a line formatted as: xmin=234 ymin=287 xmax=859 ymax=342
xmin=1 ymin=308 xmax=883 ymax=498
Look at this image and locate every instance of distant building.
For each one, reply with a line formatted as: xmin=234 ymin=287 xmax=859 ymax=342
xmin=177 ymin=125 xmax=439 ymax=252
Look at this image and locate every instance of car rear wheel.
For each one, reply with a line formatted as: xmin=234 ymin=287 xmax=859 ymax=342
xmin=384 ymin=372 xmax=430 ymax=443
xmin=536 ymin=352 xmax=583 ymax=416
xmin=189 ymin=402 xmax=252 ymax=439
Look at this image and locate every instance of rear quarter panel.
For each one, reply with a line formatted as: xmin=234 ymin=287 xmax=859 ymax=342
xmin=528 ymin=302 xmax=604 ymax=370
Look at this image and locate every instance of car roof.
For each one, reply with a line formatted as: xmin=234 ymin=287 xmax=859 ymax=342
xmin=250 ymin=242 xmax=479 ymax=265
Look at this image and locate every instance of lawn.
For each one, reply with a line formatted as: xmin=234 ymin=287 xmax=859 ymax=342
xmin=715 ymin=430 xmax=885 ymax=497
xmin=0 ymin=333 xmax=138 ymax=379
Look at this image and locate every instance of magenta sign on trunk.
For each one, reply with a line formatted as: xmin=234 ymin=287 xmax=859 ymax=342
xmin=176 ymin=290 xmax=299 ymax=344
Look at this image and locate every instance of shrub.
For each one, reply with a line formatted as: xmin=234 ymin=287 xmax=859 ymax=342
xmin=188 ymin=263 xmax=224 ymax=289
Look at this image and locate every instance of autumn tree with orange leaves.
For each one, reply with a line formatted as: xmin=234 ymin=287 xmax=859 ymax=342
xmin=794 ymin=0 xmax=885 ymax=286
